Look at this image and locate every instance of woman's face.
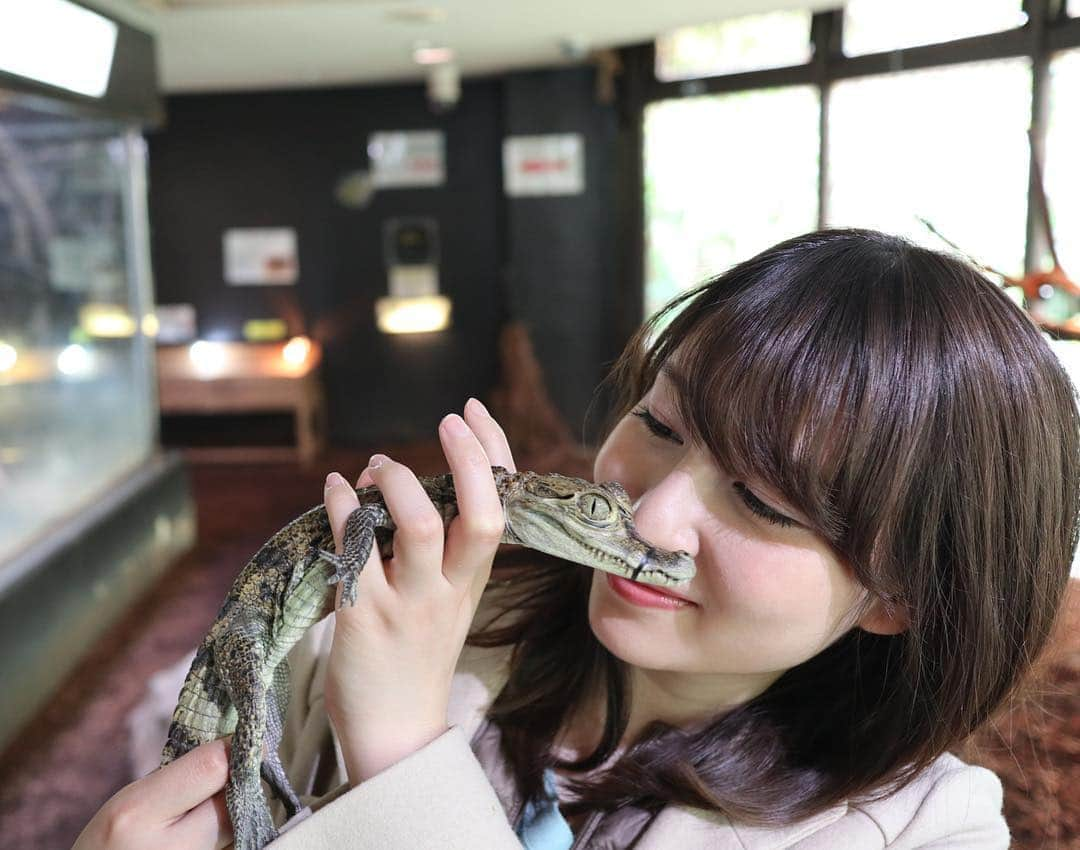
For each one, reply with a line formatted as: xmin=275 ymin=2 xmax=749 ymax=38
xmin=589 ymin=367 xmax=873 ymax=684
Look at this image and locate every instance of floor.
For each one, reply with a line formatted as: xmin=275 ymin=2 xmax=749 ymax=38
xmin=0 ymin=445 xmax=434 ymax=850
xmin=0 ymin=446 xmax=1076 ymax=849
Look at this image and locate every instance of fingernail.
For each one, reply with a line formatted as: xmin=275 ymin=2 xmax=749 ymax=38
xmin=468 ymin=397 xmax=491 ymax=417
xmin=368 ymin=453 xmax=388 ymax=469
xmin=325 ymin=471 xmax=346 ymax=489
xmin=441 ymin=413 xmax=469 ymax=436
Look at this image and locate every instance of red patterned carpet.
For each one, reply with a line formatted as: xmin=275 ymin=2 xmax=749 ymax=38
xmin=0 ymin=446 xmax=1076 ymax=849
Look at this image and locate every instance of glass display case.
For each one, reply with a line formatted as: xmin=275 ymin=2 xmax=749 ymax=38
xmin=0 ymin=5 xmax=188 ymax=753
xmin=0 ymin=96 xmax=157 ymax=565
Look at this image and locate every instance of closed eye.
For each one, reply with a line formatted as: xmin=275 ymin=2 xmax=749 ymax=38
xmin=631 ymin=405 xmax=797 ymax=529
xmin=631 ymin=406 xmax=683 ymax=445
xmin=732 ymin=482 xmax=796 ymax=528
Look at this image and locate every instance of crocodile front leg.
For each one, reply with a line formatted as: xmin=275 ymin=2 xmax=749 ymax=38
xmin=319 ymin=503 xmax=388 ymax=606
xmin=217 ymin=617 xmax=277 ymax=850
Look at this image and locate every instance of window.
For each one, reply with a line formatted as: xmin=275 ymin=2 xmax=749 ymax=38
xmin=1070 ymin=0 xmax=1080 ymax=16
xmin=1045 ymin=50 xmax=1080 ymax=276
xmin=655 ymin=11 xmax=812 ymax=81
xmin=843 ymin=0 xmax=1027 ymax=56
xmin=827 ymin=59 xmax=1032 ymax=278
xmin=643 ymin=87 xmax=820 ymax=318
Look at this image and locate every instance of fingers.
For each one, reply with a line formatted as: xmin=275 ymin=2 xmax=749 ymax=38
xmin=337 ymin=396 xmax=513 ymax=596
xmin=174 ymin=789 xmax=233 ymax=850
xmin=137 ymin=737 xmax=230 ymax=822
xmin=462 ymin=398 xmax=516 ymax=473
xmin=325 ymin=472 xmax=360 ymax=555
xmin=439 ymin=413 xmax=505 ymax=588
xmin=363 ymin=456 xmax=445 ymax=595
xmin=325 ymin=471 xmax=388 ymax=596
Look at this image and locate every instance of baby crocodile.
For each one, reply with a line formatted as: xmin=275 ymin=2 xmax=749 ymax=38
xmin=160 ymin=467 xmax=695 ymax=850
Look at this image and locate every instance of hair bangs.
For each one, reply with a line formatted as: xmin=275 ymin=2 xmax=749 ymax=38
xmin=641 ymin=237 xmax=947 ymax=578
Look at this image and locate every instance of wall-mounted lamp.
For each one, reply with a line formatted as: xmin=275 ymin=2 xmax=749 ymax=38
xmin=375 ymin=295 xmax=452 ymax=334
xmin=379 ymin=218 xmax=452 ymax=334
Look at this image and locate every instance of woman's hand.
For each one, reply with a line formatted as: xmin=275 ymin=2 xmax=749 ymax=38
xmin=71 ymin=738 xmax=232 ymax=850
xmin=321 ymin=397 xmax=516 ymax=785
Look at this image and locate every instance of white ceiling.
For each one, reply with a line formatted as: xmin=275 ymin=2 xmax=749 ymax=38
xmin=85 ymin=0 xmax=841 ymax=94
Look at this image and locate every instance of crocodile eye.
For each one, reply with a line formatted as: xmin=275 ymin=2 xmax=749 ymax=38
xmin=579 ymin=493 xmax=612 ymax=523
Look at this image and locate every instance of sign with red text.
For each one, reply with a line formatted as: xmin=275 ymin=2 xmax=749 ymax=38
xmin=369 ymin=131 xmax=445 ymax=188
xmin=503 ymin=134 xmax=585 ymax=196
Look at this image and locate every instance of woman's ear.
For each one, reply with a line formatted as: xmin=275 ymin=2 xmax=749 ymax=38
xmin=857 ymin=597 xmax=909 ymax=636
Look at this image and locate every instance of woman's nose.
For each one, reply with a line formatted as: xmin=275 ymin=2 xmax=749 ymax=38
xmin=630 ymin=469 xmax=700 ymax=558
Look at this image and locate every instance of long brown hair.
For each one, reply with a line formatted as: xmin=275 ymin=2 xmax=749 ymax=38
xmin=468 ymin=228 xmax=1080 ymax=824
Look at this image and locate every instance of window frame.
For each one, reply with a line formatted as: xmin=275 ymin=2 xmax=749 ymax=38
xmin=615 ymin=0 xmax=1080 ymax=342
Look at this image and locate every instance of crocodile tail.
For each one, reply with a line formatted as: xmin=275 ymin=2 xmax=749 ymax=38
xmin=160 ymin=646 xmax=230 ymax=766
xmin=160 ymin=719 xmax=205 ymax=766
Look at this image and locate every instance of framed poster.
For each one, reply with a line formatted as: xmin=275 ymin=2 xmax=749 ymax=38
xmin=369 ymin=131 xmax=446 ymax=188
xmin=503 ymin=134 xmax=585 ymax=196
xmin=223 ymin=228 xmax=299 ymax=286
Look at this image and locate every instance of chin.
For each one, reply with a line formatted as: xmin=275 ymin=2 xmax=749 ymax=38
xmin=586 ymin=573 xmax=690 ymax=670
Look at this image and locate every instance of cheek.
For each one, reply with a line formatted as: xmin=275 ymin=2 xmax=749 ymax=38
xmin=701 ymin=540 xmax=863 ymax=664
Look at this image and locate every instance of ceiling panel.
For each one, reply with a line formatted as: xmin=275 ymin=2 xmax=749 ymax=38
xmin=90 ymin=0 xmax=841 ymax=93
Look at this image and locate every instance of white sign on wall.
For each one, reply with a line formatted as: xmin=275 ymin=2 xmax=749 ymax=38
xmin=154 ymin=303 xmax=197 ymax=344
xmin=223 ymin=228 xmax=299 ymax=286
xmin=503 ymin=133 xmax=585 ymax=197
xmin=369 ymin=131 xmax=446 ymax=188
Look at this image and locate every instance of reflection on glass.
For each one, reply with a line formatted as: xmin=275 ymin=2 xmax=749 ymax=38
xmin=655 ymin=11 xmax=812 ymax=82
xmin=827 ymin=59 xmax=1031 ymax=278
xmin=0 ymin=97 xmax=155 ymax=564
xmin=1044 ymin=50 xmax=1080 ymax=276
xmin=644 ymin=86 xmax=819 ymax=319
xmin=843 ymin=0 xmax=1026 ymax=56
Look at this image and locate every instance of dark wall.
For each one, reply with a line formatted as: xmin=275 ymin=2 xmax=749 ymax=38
xmin=502 ymin=70 xmax=620 ymax=444
xmin=147 ymin=68 xmax=620 ymax=446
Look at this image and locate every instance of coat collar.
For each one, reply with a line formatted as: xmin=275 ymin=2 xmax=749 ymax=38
xmin=635 ymin=802 xmax=849 ymax=850
xmin=467 ymin=709 xmax=849 ymax=850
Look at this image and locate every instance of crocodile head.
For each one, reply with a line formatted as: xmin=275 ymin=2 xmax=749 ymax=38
xmin=494 ymin=467 xmax=695 ymax=588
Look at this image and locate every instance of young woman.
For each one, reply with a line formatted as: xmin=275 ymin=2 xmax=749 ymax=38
xmin=75 ymin=228 xmax=1078 ymax=849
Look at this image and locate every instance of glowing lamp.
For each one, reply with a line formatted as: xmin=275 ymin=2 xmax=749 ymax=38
xmin=0 ymin=342 xmax=17 ymax=373
xmin=189 ymin=340 xmax=227 ymax=377
xmin=79 ymin=303 xmax=137 ymax=338
xmin=57 ymin=343 xmax=93 ymax=377
xmin=282 ymin=336 xmax=312 ymax=367
xmin=375 ymin=295 xmax=452 ymax=334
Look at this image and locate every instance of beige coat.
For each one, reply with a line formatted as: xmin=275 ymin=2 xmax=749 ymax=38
xmin=267 ymin=598 xmax=1009 ymax=850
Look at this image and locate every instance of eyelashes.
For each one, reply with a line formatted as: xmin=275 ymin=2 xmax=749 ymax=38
xmin=630 ymin=405 xmax=797 ymax=529
xmin=631 ymin=405 xmax=683 ymax=445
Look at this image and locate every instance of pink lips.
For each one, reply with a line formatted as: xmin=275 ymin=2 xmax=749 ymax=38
xmin=606 ymin=573 xmax=695 ymax=609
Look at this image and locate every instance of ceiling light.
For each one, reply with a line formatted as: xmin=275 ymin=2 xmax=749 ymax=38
xmin=414 ymin=44 xmax=455 ymax=65
xmin=0 ymin=0 xmax=118 ymax=98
